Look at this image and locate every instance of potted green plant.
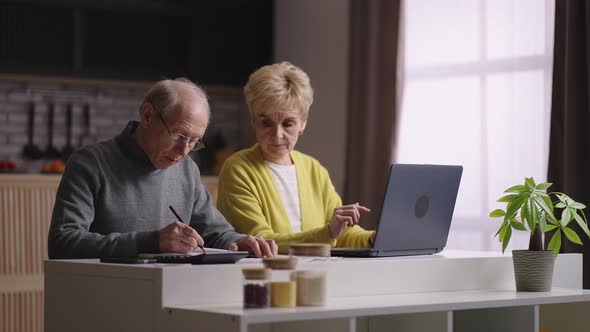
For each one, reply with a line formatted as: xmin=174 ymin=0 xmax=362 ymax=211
xmin=489 ymin=177 xmax=589 ymax=291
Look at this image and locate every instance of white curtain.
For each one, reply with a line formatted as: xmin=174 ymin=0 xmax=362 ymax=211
xmin=396 ymin=0 xmax=556 ymax=251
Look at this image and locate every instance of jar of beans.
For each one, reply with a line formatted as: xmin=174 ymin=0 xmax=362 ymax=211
xmin=242 ymin=268 xmax=270 ymax=308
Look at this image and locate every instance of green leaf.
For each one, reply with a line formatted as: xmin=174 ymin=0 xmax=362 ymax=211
xmin=533 ymin=196 xmax=558 ymax=224
xmin=547 ymin=228 xmax=562 ymax=254
xmin=527 ymin=218 xmax=536 ymax=233
xmin=563 ymin=227 xmax=583 ymax=245
xmin=502 ymin=226 xmax=512 ymax=253
xmin=505 ymin=185 xmax=525 ymax=193
xmin=506 ymin=195 xmax=526 ymax=219
xmin=494 ymin=225 xmax=502 ymax=238
xmin=561 ymin=208 xmax=572 ymax=226
xmin=495 ymin=220 xmax=508 ymax=238
xmin=570 ymin=202 xmax=587 ymax=209
xmin=556 ymin=194 xmax=568 ymax=203
xmin=535 ymin=191 xmax=553 ymax=212
xmin=525 ymin=178 xmax=536 ymax=190
xmin=573 ymin=213 xmax=590 ymax=237
xmin=555 ymin=202 xmax=566 ymax=208
xmin=497 ymin=194 xmax=519 ymax=203
xmin=498 ymin=222 xmax=508 ymax=241
xmin=539 ymin=214 xmax=547 ymax=233
xmin=540 ymin=193 xmax=554 ymax=213
xmin=489 ymin=209 xmax=506 ymax=218
xmin=544 ymin=224 xmax=558 ymax=232
xmin=520 ymin=199 xmax=531 ymax=228
xmin=534 ymin=203 xmax=542 ymax=221
xmin=536 ymin=182 xmax=552 ymax=190
xmin=510 ymin=220 xmax=527 ymax=231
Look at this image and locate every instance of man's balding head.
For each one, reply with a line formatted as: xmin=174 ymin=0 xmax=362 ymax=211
xmin=143 ymin=78 xmax=210 ymax=121
xmin=135 ymin=78 xmax=210 ymax=169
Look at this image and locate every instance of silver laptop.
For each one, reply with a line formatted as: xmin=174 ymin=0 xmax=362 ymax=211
xmin=331 ymin=164 xmax=463 ymax=257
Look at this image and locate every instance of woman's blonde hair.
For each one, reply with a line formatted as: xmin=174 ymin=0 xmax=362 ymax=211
xmin=244 ymin=62 xmax=313 ymax=119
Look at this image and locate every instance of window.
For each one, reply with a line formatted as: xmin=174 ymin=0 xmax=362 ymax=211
xmin=396 ymin=0 xmax=555 ymax=251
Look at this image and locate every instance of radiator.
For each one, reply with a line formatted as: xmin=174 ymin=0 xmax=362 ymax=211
xmin=0 ymin=175 xmax=58 ymax=332
xmin=0 ymin=176 xmax=58 ymax=276
xmin=0 ymin=290 xmax=44 ymax=332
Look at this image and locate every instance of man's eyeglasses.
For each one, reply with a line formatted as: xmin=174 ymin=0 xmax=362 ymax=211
xmin=156 ymin=112 xmax=205 ymax=151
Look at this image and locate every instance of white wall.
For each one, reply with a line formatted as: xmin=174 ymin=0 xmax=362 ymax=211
xmin=274 ymin=0 xmax=350 ymax=194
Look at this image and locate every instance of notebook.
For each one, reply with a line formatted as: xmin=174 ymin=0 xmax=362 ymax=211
xmin=331 ymin=164 xmax=463 ymax=257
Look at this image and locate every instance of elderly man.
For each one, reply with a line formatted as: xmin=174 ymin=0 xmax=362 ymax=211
xmin=48 ymin=78 xmax=277 ymax=259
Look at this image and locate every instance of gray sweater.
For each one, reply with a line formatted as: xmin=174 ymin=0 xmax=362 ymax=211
xmin=48 ymin=121 xmax=245 ymax=259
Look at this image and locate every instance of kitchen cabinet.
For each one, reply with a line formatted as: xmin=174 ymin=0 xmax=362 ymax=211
xmin=0 ymin=4 xmax=73 ymax=75
xmin=81 ymin=9 xmax=191 ymax=80
xmin=0 ymin=0 xmax=273 ymax=84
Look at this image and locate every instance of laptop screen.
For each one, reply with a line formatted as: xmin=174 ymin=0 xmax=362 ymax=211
xmin=372 ymin=164 xmax=463 ymax=254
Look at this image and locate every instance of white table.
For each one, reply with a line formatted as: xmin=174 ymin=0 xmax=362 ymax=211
xmin=44 ymin=251 xmax=590 ymax=332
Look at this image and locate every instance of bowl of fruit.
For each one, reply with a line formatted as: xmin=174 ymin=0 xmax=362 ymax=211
xmin=41 ymin=160 xmax=65 ymax=174
xmin=0 ymin=160 xmax=17 ymax=173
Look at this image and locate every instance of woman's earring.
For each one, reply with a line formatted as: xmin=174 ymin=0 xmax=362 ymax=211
xmin=299 ymin=131 xmax=303 ymax=136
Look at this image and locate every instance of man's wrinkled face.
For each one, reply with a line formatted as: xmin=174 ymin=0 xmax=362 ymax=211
xmin=141 ymin=100 xmax=208 ymax=169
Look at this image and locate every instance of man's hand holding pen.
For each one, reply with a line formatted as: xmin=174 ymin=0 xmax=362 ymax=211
xmin=159 ymin=221 xmax=205 ymax=254
xmin=163 ymin=206 xmax=277 ymax=257
xmin=164 ymin=206 xmax=207 ymax=254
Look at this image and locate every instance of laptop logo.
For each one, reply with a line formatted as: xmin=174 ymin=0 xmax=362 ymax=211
xmin=414 ymin=195 xmax=429 ymax=219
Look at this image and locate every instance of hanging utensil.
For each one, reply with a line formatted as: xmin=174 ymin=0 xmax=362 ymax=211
xmin=22 ymin=102 xmax=43 ymax=160
xmin=61 ymin=103 xmax=75 ymax=162
xmin=78 ymin=103 xmax=95 ymax=147
xmin=44 ymin=102 xmax=61 ymax=159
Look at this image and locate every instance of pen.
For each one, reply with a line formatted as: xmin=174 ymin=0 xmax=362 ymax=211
xmin=168 ymin=206 xmax=207 ymax=254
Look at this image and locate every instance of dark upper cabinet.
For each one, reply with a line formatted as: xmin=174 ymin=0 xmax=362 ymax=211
xmin=189 ymin=1 xmax=274 ymax=85
xmin=0 ymin=4 xmax=73 ymax=74
xmin=0 ymin=0 xmax=273 ymax=85
xmin=82 ymin=10 xmax=191 ymax=80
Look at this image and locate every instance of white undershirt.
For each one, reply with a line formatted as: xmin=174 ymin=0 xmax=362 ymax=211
xmin=266 ymin=161 xmax=302 ymax=232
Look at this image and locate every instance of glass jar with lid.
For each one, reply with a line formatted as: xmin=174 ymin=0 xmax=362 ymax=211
xmin=293 ymin=270 xmax=328 ymax=306
xmin=263 ymin=257 xmax=298 ymax=307
xmin=288 ymin=243 xmax=331 ymax=257
xmin=242 ymin=268 xmax=270 ymax=308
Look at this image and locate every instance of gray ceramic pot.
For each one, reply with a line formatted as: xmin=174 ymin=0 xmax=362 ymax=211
xmin=512 ymin=250 xmax=556 ymax=292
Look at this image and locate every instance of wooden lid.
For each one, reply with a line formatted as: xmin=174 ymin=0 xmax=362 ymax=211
xmin=289 ymin=243 xmax=331 ymax=257
xmin=242 ymin=268 xmax=270 ymax=279
xmin=262 ymin=257 xmax=298 ymax=270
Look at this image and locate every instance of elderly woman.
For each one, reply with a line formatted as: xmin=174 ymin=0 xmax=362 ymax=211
xmin=217 ymin=62 xmax=374 ymax=253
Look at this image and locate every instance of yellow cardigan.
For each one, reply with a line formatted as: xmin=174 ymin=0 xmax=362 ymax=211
xmin=217 ymin=144 xmax=373 ymax=253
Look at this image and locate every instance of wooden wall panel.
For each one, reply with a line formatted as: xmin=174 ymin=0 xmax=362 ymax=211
xmin=0 ymin=176 xmax=58 ymax=277
xmin=0 ymin=291 xmax=43 ymax=332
